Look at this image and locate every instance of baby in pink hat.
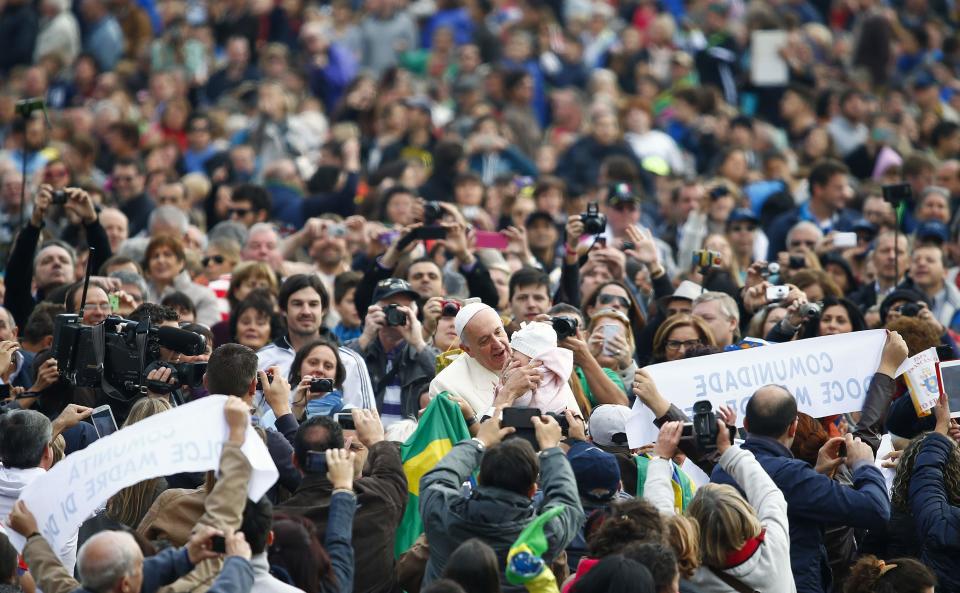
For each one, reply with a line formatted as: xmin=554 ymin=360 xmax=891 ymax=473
xmin=508 ymin=321 xmax=579 ymax=414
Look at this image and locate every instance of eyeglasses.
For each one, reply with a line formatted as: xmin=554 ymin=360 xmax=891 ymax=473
xmin=665 ymin=339 xmax=701 ymax=352
xmin=83 ymin=303 xmax=113 ymax=313
xmin=203 ymin=255 xmax=226 ymax=267
xmin=598 ymin=294 xmax=631 ymax=308
xmin=229 ymin=208 xmax=251 ymax=218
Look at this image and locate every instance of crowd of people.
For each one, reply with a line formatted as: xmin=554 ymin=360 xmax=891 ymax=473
xmin=0 ymin=0 xmax=960 ymax=592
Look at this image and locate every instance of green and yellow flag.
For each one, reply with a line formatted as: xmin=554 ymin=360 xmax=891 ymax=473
xmin=394 ymin=394 xmax=471 ymax=557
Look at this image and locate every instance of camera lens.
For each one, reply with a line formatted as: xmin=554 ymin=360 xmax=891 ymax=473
xmin=441 ymin=301 xmax=460 ymax=317
xmin=423 ymin=201 xmax=442 ymax=223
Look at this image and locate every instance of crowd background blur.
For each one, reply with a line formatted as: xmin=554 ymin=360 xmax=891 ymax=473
xmin=2 ymin=0 xmax=960 ymax=592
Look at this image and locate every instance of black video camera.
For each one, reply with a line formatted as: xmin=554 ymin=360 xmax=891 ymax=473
xmin=143 ymin=360 xmax=207 ymax=394
xmin=53 ymin=314 xmax=207 ymax=401
xmin=551 ymin=316 xmax=578 ymax=340
xmin=681 ymin=400 xmax=734 ymax=451
xmin=383 ymin=304 xmax=408 ymax=327
xmin=310 ymin=377 xmax=335 ymax=393
xmin=580 ymin=202 xmax=606 ymax=235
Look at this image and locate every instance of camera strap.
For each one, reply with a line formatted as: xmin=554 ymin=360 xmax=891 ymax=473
xmin=92 ymin=323 xmax=124 ymax=401
xmin=707 ymin=567 xmax=760 ymax=593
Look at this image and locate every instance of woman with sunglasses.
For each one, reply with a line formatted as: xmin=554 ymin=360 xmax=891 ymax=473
xmin=582 ymin=280 xmax=646 ymax=365
xmin=201 ymin=237 xmax=241 ymax=283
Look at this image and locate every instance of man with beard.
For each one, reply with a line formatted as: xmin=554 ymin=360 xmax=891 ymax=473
xmin=257 ymin=274 xmax=374 ymax=411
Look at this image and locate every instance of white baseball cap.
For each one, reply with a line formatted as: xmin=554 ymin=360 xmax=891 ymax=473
xmin=589 ymin=404 xmax=633 ymax=447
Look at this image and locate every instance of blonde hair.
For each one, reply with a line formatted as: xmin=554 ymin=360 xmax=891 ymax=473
xmin=686 ymin=484 xmax=762 ymax=569
xmin=106 ymin=398 xmax=172 ymax=528
xmin=665 ymin=514 xmax=701 ymax=578
xmin=587 ymin=308 xmax=635 ymax=354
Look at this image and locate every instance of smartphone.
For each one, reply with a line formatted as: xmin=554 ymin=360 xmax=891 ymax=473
xmin=936 ymin=360 xmax=960 ymax=418
xmin=501 ymin=407 xmax=541 ymax=450
xmin=305 ymin=450 xmax=328 ymax=474
xmin=601 ymin=324 xmax=619 ymax=357
xmin=211 ymin=535 xmax=226 ymax=554
xmin=335 ymin=412 xmax=356 ymax=430
xmin=91 ymin=404 xmax=118 ymax=438
xmin=411 ymin=226 xmax=448 ymax=241
xmin=0 ymin=384 xmax=10 ymax=399
xmin=766 ymin=285 xmax=790 ymax=302
xmin=596 ymin=237 xmax=607 ymax=248
xmin=109 ymin=293 xmax=120 ymax=313
xmin=833 ymin=232 xmax=857 ymax=248
xmin=474 ymin=230 xmax=509 ymax=250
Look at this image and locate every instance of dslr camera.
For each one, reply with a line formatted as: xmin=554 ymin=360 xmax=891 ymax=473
xmin=383 ymin=304 xmax=408 ymax=327
xmin=441 ymin=300 xmax=461 ymax=318
xmin=310 ymin=377 xmax=335 ymax=393
xmin=53 ymin=314 xmax=207 ymax=401
xmin=144 ymin=360 xmax=207 ymax=394
xmin=899 ymin=302 xmax=922 ymax=317
xmin=580 ymin=202 xmax=606 ymax=235
xmin=423 ymin=201 xmax=443 ymax=224
xmin=551 ymin=316 xmax=578 ymax=340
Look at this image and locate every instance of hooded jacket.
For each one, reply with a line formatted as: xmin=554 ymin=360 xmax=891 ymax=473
xmin=419 ymin=439 xmax=584 ymax=591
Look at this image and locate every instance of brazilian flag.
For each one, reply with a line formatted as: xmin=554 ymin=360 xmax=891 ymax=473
xmin=394 ymin=394 xmax=471 ymax=557
xmin=634 ymin=453 xmax=696 ymax=513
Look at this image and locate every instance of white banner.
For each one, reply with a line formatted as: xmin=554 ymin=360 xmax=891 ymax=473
xmin=8 ymin=395 xmax=278 ymax=553
xmin=628 ymin=330 xmax=887 ymax=447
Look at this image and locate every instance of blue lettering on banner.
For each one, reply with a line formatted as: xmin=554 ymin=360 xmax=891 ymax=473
xmin=691 ymin=354 xmax=839 ymax=398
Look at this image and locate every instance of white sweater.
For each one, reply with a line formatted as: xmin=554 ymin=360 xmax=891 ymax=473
xmin=644 ymin=447 xmax=796 ymax=593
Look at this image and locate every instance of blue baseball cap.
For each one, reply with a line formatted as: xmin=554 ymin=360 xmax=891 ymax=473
xmin=916 ymin=220 xmax=949 ymax=244
xmin=567 ymin=440 xmax=621 ymax=502
xmin=727 ymin=208 xmax=759 ymax=226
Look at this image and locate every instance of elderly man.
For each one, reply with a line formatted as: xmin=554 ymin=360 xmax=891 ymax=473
xmin=11 ymin=502 xmax=253 ymax=593
xmin=429 ymin=302 xmax=543 ymax=417
xmin=692 ymin=291 xmax=740 ymax=348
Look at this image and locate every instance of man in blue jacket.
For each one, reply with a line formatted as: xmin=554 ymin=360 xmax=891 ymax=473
xmin=711 ymin=385 xmax=890 ymax=593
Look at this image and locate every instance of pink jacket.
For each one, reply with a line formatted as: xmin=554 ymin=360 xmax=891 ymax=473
xmin=513 ymin=347 xmax=578 ymax=414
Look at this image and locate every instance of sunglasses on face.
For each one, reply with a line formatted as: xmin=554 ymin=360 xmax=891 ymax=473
xmin=598 ymin=294 xmax=631 ymax=308
xmin=203 ymin=255 xmax=226 ymax=267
